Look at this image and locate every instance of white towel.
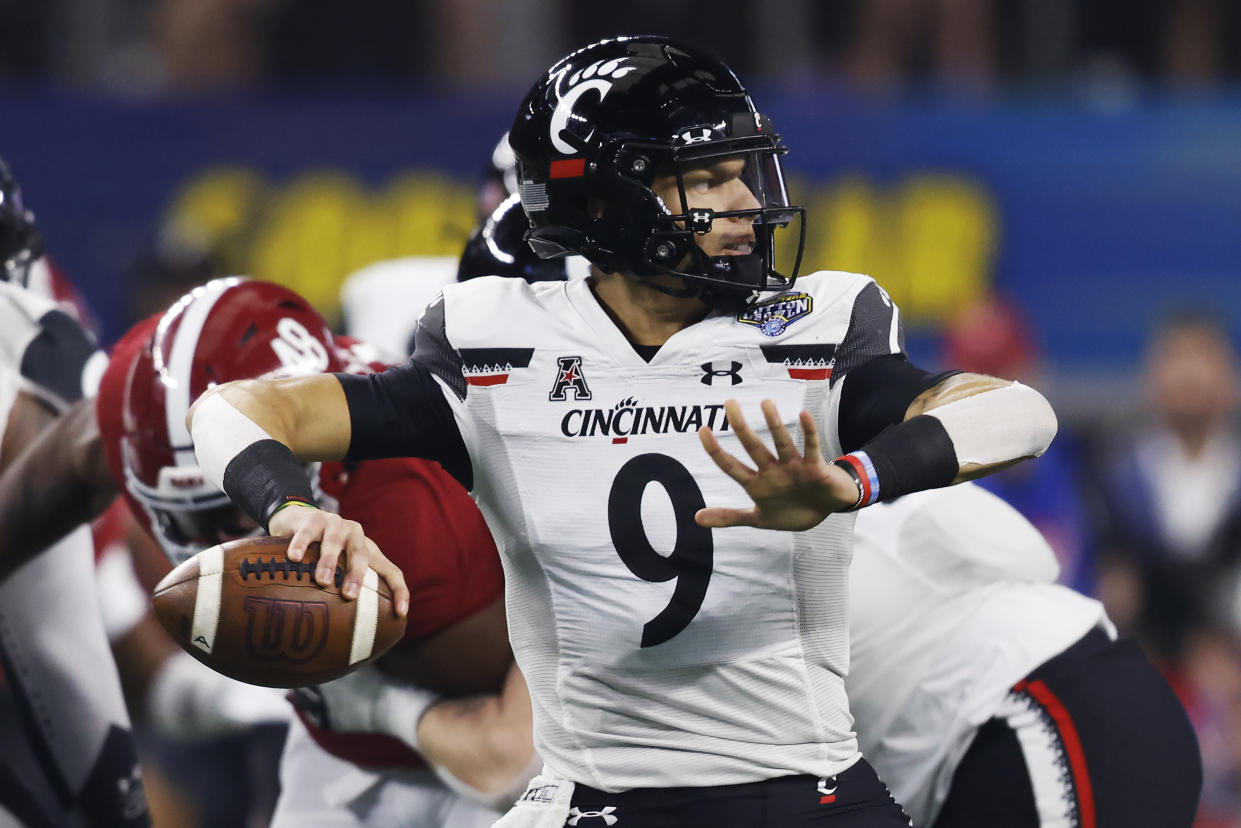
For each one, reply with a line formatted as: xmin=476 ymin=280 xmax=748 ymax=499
xmin=491 ymin=767 xmax=576 ymax=828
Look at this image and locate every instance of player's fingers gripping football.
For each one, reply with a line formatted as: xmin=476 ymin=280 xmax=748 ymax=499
xmin=269 ymin=502 xmax=328 ymax=561
xmin=356 ymin=536 xmax=410 ymax=619
xmin=316 ymin=515 xmax=364 ymax=591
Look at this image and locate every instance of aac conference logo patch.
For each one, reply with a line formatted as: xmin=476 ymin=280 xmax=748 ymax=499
xmin=737 ymin=291 xmax=813 ymax=337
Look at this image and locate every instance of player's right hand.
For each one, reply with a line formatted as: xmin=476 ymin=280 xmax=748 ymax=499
xmin=696 ymin=398 xmax=860 ymax=531
xmin=268 ymin=505 xmax=409 ymax=617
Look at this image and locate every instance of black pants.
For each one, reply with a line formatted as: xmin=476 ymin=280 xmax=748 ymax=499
xmin=567 ymin=758 xmax=911 ymax=827
xmin=934 ymin=628 xmax=1202 ymax=828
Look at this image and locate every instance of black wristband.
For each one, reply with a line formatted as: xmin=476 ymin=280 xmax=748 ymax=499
xmin=221 ymin=439 xmax=317 ymax=532
xmin=858 ymin=414 xmax=959 ymax=502
xmin=831 ymin=457 xmax=868 ymax=511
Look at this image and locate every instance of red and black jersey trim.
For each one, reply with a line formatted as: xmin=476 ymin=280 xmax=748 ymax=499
xmin=459 ymin=348 xmax=535 ymax=387
xmin=761 ymin=344 xmax=836 ymax=380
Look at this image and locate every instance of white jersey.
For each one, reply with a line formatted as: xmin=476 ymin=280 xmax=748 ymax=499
xmin=416 ymin=270 xmax=904 ymax=791
xmin=0 ymin=279 xmax=146 ymax=823
xmin=848 ymin=483 xmax=1113 ymax=826
xmin=341 ymin=254 xmax=591 ymax=359
xmin=341 ymin=256 xmax=460 ymax=359
xmin=0 ymin=278 xmax=106 ymax=433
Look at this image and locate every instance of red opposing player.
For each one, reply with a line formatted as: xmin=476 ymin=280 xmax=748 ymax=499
xmin=0 ymin=277 xmax=537 ymax=826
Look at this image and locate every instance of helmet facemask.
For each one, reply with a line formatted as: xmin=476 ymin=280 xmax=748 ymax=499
xmin=0 ymin=184 xmax=43 ymax=287
xmin=124 ymin=457 xmax=327 ymax=565
xmin=627 ymin=130 xmax=805 ymax=310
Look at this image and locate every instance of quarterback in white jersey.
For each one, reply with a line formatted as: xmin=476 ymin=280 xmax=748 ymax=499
xmin=189 ymin=36 xmax=1056 ymax=826
xmin=850 ymin=484 xmax=1202 ymax=827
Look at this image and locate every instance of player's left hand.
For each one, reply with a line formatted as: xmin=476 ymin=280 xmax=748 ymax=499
xmin=696 ymin=399 xmax=858 ymax=531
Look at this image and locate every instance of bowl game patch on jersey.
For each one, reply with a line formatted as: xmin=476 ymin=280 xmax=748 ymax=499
xmin=737 ymin=291 xmax=812 ymax=337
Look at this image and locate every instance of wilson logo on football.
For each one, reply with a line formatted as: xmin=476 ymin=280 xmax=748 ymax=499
xmin=242 ymin=596 xmax=330 ymax=664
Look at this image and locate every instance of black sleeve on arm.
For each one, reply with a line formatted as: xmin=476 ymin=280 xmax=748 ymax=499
xmin=335 ymin=360 xmax=473 ymax=490
xmin=223 ymin=440 xmax=318 ymax=532
xmin=837 ymin=354 xmax=961 ymax=453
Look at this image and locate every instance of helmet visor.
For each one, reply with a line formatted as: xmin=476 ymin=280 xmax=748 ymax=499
xmin=646 ymin=141 xmax=805 ymax=296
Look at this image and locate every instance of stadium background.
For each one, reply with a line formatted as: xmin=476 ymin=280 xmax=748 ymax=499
xmin=3 ymin=1 xmax=1241 ymax=825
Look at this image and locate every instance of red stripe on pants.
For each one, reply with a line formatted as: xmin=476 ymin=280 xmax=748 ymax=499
xmin=1014 ymin=678 xmax=1097 ymax=828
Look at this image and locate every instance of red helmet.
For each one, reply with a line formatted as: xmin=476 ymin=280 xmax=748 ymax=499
xmin=120 ymin=277 xmax=344 ymax=562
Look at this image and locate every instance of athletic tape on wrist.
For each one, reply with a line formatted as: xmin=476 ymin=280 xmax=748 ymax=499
xmin=190 ymin=392 xmax=274 ymax=492
xmin=190 ymin=392 xmax=317 ymax=530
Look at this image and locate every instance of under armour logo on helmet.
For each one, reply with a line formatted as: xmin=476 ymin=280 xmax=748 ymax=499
xmin=677 ymin=128 xmax=714 ymax=145
xmin=701 ymin=361 xmax=743 ymax=386
xmin=567 ymin=806 xmax=618 ymax=826
xmin=688 ymin=207 xmax=714 ymax=235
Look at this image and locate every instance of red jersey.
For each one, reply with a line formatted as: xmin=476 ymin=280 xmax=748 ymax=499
xmin=96 ymin=319 xmax=505 ymax=768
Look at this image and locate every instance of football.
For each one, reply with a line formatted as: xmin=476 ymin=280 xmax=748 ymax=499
xmin=151 ymin=536 xmax=406 ymax=688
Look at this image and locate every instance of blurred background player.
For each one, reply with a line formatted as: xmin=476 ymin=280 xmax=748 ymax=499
xmin=0 ymin=155 xmax=150 ymax=827
xmin=341 ymin=133 xmax=578 ymax=359
xmin=0 ymin=277 xmax=537 ymax=826
xmin=939 ymin=293 xmax=1095 ymax=595
xmin=848 ymin=482 xmax=1201 ymax=828
xmin=338 ymin=134 xmax=521 ymax=358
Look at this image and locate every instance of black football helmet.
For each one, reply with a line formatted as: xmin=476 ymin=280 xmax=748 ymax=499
xmin=0 ymin=156 xmax=43 ymax=286
xmin=508 ymin=35 xmax=804 ymax=307
xmin=458 ymin=194 xmax=569 ymax=283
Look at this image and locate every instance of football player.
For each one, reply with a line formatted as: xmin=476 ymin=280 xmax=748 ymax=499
xmin=0 ymin=278 xmax=536 ymax=826
xmin=342 ymin=133 xmax=578 ymax=360
xmin=188 ymin=37 xmax=1057 ymax=825
xmin=0 ymin=156 xmax=150 ymax=826
xmin=849 ymin=482 xmax=1201 ymax=827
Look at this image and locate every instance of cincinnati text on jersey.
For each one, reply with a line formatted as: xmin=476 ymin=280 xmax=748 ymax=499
xmin=560 ymin=397 xmax=732 ymax=440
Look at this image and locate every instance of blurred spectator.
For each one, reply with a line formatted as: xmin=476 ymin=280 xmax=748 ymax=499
xmin=123 ymin=219 xmax=219 ymax=328
xmin=1086 ymin=310 xmax=1241 ymax=656
xmin=103 ymin=0 xmax=272 ymax=95
xmin=842 ymin=0 xmax=996 ymax=90
xmin=1176 ymin=627 xmax=1241 ymax=827
xmin=940 ymin=292 xmax=1096 ymax=594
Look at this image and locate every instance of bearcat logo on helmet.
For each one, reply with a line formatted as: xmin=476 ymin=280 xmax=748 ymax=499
xmin=549 ymin=58 xmax=638 ymax=155
xmin=560 ymin=396 xmax=732 ymax=443
xmin=738 ymin=291 xmax=813 ymax=337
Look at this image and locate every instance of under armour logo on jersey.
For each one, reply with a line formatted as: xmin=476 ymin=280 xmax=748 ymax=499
xmin=567 ymin=806 xmax=618 ymax=826
xmin=701 ymin=361 xmax=743 ymax=386
xmin=550 ymin=356 xmax=592 ymax=401
xmin=818 ymin=776 xmax=838 ymax=805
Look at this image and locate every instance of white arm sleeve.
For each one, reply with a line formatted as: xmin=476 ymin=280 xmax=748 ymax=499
xmin=927 ymin=381 xmax=1057 ymax=467
xmin=189 ymin=391 xmax=275 ymax=491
